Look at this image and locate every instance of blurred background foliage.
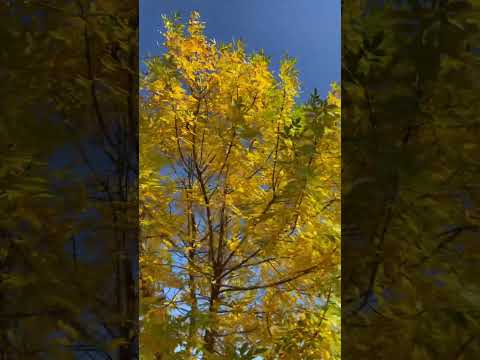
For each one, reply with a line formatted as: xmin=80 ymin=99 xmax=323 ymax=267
xmin=343 ymin=0 xmax=480 ymax=359
xmin=1 ymin=1 xmax=138 ymax=358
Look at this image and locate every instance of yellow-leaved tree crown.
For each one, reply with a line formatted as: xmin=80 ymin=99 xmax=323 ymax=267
xmin=140 ymin=11 xmax=340 ymax=360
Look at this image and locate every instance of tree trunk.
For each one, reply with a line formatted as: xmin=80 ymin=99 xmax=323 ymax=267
xmin=204 ymin=284 xmax=220 ymax=356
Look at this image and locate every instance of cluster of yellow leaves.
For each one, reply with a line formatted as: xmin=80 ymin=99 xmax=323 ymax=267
xmin=140 ymin=12 xmax=340 ymax=359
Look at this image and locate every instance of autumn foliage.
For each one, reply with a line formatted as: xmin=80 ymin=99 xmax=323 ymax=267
xmin=140 ymin=12 xmax=340 ymax=359
xmin=342 ymin=0 xmax=480 ymax=358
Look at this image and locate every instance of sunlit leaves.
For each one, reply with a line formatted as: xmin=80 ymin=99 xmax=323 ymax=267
xmin=140 ymin=11 xmax=340 ymax=360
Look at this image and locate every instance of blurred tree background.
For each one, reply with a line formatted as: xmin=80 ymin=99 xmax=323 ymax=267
xmin=342 ymin=0 xmax=480 ymax=358
xmin=1 ymin=1 xmax=138 ymax=358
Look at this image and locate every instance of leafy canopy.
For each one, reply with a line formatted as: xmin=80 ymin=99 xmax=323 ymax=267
xmin=140 ymin=12 xmax=340 ymax=360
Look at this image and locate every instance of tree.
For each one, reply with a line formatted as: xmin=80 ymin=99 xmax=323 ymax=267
xmin=140 ymin=12 xmax=340 ymax=360
xmin=342 ymin=0 xmax=480 ymax=358
xmin=1 ymin=1 xmax=138 ymax=358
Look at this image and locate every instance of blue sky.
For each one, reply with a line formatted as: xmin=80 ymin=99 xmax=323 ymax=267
xmin=140 ymin=0 xmax=340 ymax=100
